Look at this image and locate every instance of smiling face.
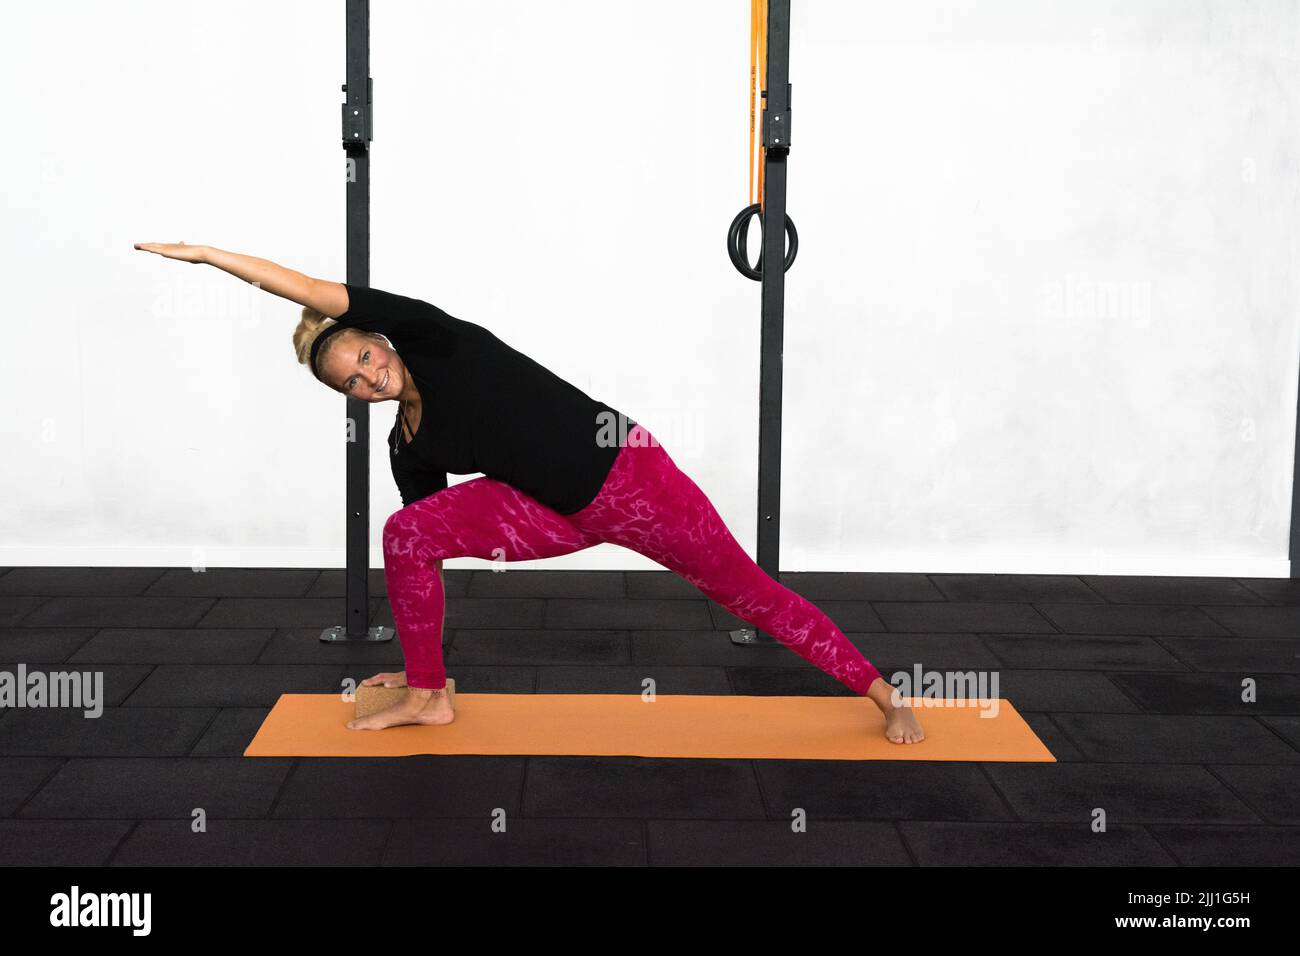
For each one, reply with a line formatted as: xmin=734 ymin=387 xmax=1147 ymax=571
xmin=318 ymin=328 xmax=408 ymax=402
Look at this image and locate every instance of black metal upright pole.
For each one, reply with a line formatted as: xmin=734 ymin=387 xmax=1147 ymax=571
xmin=1292 ymin=367 xmax=1300 ymax=574
xmin=731 ymin=0 xmax=793 ymax=646
xmin=321 ymin=0 xmax=391 ymax=643
xmin=757 ymin=0 xmax=791 ymax=582
xmin=1292 ymin=345 xmax=1300 ymax=574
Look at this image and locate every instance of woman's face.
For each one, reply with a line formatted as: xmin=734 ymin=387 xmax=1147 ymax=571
xmin=320 ymin=330 xmax=407 ymax=402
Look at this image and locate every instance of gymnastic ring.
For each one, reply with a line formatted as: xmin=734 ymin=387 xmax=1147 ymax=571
xmin=727 ymin=202 xmax=798 ymax=280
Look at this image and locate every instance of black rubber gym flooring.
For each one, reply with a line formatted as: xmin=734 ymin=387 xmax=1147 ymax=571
xmin=0 ymin=566 xmax=1297 ymax=867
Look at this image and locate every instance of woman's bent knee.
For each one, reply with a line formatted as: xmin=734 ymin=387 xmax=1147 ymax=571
xmin=383 ymin=507 xmax=429 ymax=562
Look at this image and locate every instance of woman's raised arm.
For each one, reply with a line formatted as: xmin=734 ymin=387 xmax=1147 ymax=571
xmin=133 ymin=242 xmax=350 ymax=317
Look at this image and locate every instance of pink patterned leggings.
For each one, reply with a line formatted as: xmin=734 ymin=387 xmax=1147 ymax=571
xmin=381 ymin=423 xmax=885 ymax=695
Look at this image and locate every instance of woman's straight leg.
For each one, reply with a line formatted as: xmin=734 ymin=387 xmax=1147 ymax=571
xmin=567 ymin=424 xmax=886 ymax=696
xmin=382 ymin=476 xmax=599 ymax=689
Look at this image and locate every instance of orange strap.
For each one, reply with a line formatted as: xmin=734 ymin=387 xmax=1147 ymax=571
xmin=749 ymin=0 xmax=767 ymax=211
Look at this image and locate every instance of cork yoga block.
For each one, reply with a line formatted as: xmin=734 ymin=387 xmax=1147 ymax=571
xmin=353 ymin=678 xmax=456 ymax=719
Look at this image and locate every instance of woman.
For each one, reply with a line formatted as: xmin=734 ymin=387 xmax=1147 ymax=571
xmin=134 ymin=241 xmax=925 ymax=744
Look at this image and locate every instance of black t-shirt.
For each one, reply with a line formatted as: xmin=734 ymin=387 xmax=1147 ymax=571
xmin=332 ymin=284 xmax=633 ymax=514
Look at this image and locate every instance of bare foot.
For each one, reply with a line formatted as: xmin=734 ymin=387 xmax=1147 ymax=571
xmin=346 ymin=686 xmax=456 ymax=730
xmin=882 ymin=703 xmax=925 ymax=744
xmin=865 ymin=678 xmax=926 ymax=744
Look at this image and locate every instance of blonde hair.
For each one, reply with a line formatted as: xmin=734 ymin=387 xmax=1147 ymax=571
xmin=292 ymin=305 xmax=337 ymax=373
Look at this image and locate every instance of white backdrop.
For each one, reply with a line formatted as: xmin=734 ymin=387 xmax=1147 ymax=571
xmin=1 ymin=0 xmax=1297 ymax=575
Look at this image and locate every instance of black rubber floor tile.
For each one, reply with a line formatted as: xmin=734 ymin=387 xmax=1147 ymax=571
xmin=710 ymin=599 xmax=886 ymax=633
xmin=535 ymin=665 xmax=733 ymax=694
xmin=257 ymin=627 xmax=407 ymax=669
xmin=523 ymin=756 xmax=764 ymax=818
xmin=274 ymin=756 xmax=526 ymax=818
xmin=447 ymin=629 xmax=630 ymax=668
xmin=727 ymin=666 xmax=863 ymax=696
xmin=0 ymin=820 xmax=133 ymax=865
xmin=755 ymin=760 xmax=1011 ymax=820
xmin=0 ymin=757 xmax=64 ymax=815
xmin=546 ymin=597 xmax=711 ymax=630
xmin=1198 ymin=604 xmax=1300 ymax=637
xmin=647 ymin=819 xmax=912 ymax=866
xmin=0 ymin=707 xmax=217 ymax=757
xmin=385 ymin=818 xmax=645 ymax=866
xmin=428 ymin=665 xmax=538 ymax=692
xmin=0 ymin=596 xmax=50 ymax=626
xmin=442 ymin=569 xmax=474 ymax=595
xmin=1034 ymin=603 xmax=1230 ymax=636
xmin=122 ymin=664 xmax=347 ymax=707
xmin=626 ymin=571 xmax=719 ymax=599
xmin=1159 ymin=636 xmax=1300 ymax=673
xmin=306 ymin=567 xmax=402 ymax=599
xmin=371 ymin=597 xmax=544 ymax=629
xmin=1050 ymin=713 xmax=1300 ymax=764
xmin=1260 ymin=715 xmax=1300 ymax=749
xmin=0 ymin=662 xmax=153 ymax=707
xmin=0 ymin=628 xmax=97 ymax=661
xmin=17 ymin=757 xmax=292 ymax=818
xmin=874 ymin=602 xmax=1055 ymax=633
xmin=189 ymin=708 xmax=272 ymax=756
xmin=1236 ymin=578 xmax=1300 ymax=605
xmin=982 ymin=634 xmax=1188 ymax=670
xmin=467 ymin=570 xmax=626 ymax=598
xmin=67 ymin=628 xmax=273 ymax=664
xmin=1078 ymin=575 xmax=1268 ymax=605
xmin=1205 ymin=765 xmax=1300 ymax=825
xmin=777 ymin=572 xmax=945 ymax=601
xmin=737 ymin=656 xmax=872 ymax=700
xmin=197 ymin=596 xmax=383 ymax=628
xmin=846 ymin=633 xmax=1005 ymax=670
xmin=2 ymin=568 xmax=1287 ymax=865
xmin=1108 ymin=672 xmax=1300 ymax=714
xmin=21 ymin=595 xmax=216 ymax=628
xmin=0 ymin=567 xmax=168 ymax=596
xmin=952 ymin=669 xmax=1141 ymax=713
xmin=1149 ymin=825 xmax=1300 ymax=865
xmin=899 ymin=821 xmax=1175 ymax=865
xmin=367 ymin=603 xmax=395 ymax=628
xmin=631 ymin=628 xmax=825 ymax=668
xmin=930 ymin=574 xmax=1102 ymax=603
xmin=112 ymin=818 xmax=391 ymax=866
xmin=983 ymin=763 xmax=1260 ymax=824
xmin=143 ymin=568 xmax=321 ymax=598
xmin=1020 ymin=713 xmax=1085 ymax=761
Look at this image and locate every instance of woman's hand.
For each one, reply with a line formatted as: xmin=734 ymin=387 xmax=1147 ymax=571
xmin=341 ymin=670 xmax=407 ymax=703
xmin=360 ymin=671 xmax=406 ymax=688
xmin=133 ymin=241 xmax=207 ymax=264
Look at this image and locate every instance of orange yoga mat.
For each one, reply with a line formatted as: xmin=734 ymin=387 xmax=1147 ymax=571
xmin=244 ymin=693 xmax=1055 ymax=761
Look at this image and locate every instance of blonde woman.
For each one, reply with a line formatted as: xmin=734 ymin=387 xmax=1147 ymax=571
xmin=134 ymin=241 xmax=924 ymax=744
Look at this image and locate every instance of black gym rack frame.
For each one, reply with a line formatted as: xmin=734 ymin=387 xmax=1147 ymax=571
xmin=729 ymin=0 xmax=795 ymax=645
xmin=1293 ymin=372 xmax=1300 ymax=576
xmin=321 ymin=0 xmax=799 ymax=644
xmin=320 ymin=0 xmax=387 ymax=644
